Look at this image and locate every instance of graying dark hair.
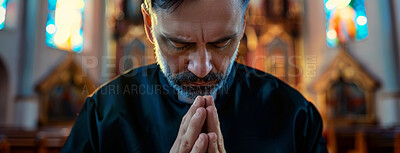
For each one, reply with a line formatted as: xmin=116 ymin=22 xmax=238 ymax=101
xmin=144 ymin=0 xmax=250 ymax=13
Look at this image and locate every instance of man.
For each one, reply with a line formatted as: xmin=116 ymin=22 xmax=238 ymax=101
xmin=61 ymin=0 xmax=328 ymax=152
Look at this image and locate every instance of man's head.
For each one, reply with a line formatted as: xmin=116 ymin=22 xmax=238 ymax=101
xmin=142 ymin=0 xmax=250 ymax=99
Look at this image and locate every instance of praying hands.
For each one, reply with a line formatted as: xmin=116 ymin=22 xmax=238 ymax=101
xmin=170 ymin=96 xmax=226 ymax=153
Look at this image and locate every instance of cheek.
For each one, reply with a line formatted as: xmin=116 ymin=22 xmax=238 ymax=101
xmin=157 ymin=41 xmax=189 ymax=74
xmin=211 ymin=41 xmax=239 ymax=75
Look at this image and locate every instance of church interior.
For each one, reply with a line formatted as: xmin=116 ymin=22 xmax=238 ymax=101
xmin=0 ymin=0 xmax=400 ymax=152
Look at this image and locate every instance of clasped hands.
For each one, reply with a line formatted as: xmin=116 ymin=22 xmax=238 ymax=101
xmin=170 ymin=96 xmax=226 ymax=153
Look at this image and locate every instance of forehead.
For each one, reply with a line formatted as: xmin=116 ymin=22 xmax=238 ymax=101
xmin=153 ymin=0 xmax=243 ymax=41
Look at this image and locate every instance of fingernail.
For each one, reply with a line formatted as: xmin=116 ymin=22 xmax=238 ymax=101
xmin=193 ymin=97 xmax=201 ymax=106
xmin=194 ymin=108 xmax=200 ymax=118
xmin=199 ymin=135 xmax=204 ymax=142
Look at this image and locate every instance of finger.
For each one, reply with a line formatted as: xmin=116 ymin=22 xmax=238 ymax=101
xmin=179 ymin=96 xmax=206 ymax=136
xmin=204 ymin=96 xmax=226 ymax=152
xmin=207 ymin=132 xmax=219 ymax=153
xmin=206 ymin=106 xmax=218 ymax=132
xmin=170 ymin=138 xmax=179 ymax=153
xmin=206 ymin=105 xmax=225 ymax=152
xmin=205 ymin=96 xmax=219 ymax=134
xmin=190 ymin=133 xmax=208 ymax=153
xmin=203 ymin=95 xmax=215 ymax=107
xmin=179 ymin=107 xmax=207 ymax=153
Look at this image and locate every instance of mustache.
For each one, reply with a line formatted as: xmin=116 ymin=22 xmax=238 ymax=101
xmin=172 ymin=71 xmax=224 ymax=84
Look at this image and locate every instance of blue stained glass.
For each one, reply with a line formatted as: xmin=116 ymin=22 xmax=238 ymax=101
xmin=45 ymin=0 xmax=85 ymax=52
xmin=323 ymin=0 xmax=368 ymax=48
xmin=0 ymin=0 xmax=8 ymax=30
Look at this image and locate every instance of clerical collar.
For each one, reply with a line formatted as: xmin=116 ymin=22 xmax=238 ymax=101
xmin=177 ymin=93 xmax=217 ymax=104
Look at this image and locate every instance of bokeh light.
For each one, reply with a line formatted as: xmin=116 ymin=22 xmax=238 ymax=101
xmin=325 ymin=0 xmax=352 ymax=10
xmin=327 ymin=29 xmax=338 ymax=39
xmin=46 ymin=24 xmax=57 ymax=34
xmin=356 ymin=16 xmax=367 ymax=26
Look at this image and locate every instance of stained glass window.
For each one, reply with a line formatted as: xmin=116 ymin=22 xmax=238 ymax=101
xmin=46 ymin=0 xmax=85 ymax=52
xmin=0 ymin=0 xmax=7 ymax=30
xmin=324 ymin=0 xmax=368 ymax=48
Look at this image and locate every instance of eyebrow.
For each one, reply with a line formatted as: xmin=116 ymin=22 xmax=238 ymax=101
xmin=162 ymin=33 xmax=237 ymax=44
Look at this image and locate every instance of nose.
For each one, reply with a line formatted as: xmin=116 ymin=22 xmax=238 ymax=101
xmin=188 ymin=46 xmax=212 ymax=78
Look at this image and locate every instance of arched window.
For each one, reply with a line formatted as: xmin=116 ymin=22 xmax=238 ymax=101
xmin=46 ymin=0 xmax=85 ymax=52
xmin=324 ymin=0 xmax=368 ymax=48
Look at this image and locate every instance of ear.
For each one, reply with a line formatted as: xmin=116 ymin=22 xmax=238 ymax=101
xmin=141 ymin=3 xmax=154 ymax=44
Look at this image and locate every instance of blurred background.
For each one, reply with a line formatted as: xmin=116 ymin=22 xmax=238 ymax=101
xmin=0 ymin=0 xmax=399 ymax=152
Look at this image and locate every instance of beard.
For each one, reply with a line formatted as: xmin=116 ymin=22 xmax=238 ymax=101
xmin=155 ymin=43 xmax=239 ymax=99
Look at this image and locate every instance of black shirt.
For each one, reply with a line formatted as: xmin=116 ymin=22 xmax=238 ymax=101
xmin=61 ymin=62 xmax=328 ymax=153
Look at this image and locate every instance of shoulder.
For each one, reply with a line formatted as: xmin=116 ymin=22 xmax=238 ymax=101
xmin=234 ymin=63 xmax=310 ymax=109
xmin=84 ymin=63 xmax=160 ymax=114
xmin=91 ymin=63 xmax=159 ymax=96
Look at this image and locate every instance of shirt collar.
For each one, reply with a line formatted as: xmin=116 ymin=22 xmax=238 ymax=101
xmin=177 ymin=92 xmax=217 ymax=104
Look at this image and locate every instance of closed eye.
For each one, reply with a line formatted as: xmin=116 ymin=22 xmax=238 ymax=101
xmin=168 ymin=40 xmax=193 ymax=50
xmin=208 ymin=33 xmax=236 ymax=48
xmin=210 ymin=39 xmax=231 ymax=48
